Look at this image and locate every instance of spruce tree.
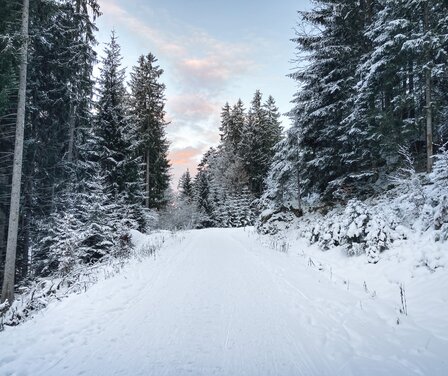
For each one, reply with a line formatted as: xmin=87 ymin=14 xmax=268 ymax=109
xmin=239 ymin=90 xmax=282 ymax=197
xmin=21 ymin=0 xmax=100 ymax=278
xmin=289 ymin=0 xmax=375 ymax=201
xmin=178 ymin=169 xmax=194 ymax=203
xmin=130 ymin=53 xmax=170 ymax=210
xmin=95 ymin=31 xmax=143 ymax=210
xmin=354 ymin=0 xmax=448 ymax=173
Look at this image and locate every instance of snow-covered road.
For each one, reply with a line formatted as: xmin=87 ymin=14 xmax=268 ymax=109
xmin=1 ymin=228 xmax=447 ymax=375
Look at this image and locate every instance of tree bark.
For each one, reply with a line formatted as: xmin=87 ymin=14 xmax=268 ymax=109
xmin=146 ymin=150 xmax=150 ymax=208
xmin=67 ymin=101 xmax=76 ymax=163
xmin=424 ymin=1 xmax=433 ymax=172
xmin=296 ymin=134 xmax=302 ymax=214
xmin=425 ymin=68 xmax=433 ymax=172
xmin=1 ymin=0 xmax=30 ymax=304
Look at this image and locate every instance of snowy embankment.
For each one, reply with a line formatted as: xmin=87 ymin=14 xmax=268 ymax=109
xmin=1 ymin=227 xmax=447 ymax=376
xmin=1 ymin=230 xmax=172 ymax=326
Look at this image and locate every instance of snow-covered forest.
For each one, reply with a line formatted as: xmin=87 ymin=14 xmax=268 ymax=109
xmin=1 ymin=0 xmax=447 ymax=374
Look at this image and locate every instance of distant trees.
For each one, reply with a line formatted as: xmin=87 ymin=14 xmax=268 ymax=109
xmin=170 ymin=90 xmax=282 ymax=229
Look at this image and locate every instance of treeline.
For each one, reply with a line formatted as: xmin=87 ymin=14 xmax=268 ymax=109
xmin=262 ymin=0 xmax=448 ymax=215
xmin=0 ymin=0 xmax=169 ymax=301
xmin=168 ymin=91 xmax=282 ymax=229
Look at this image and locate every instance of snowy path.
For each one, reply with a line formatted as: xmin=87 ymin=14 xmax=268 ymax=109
xmin=0 ymin=228 xmax=447 ymax=376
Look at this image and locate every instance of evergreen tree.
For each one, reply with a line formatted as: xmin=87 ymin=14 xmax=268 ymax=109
xmin=20 ymin=0 xmax=100 ymax=278
xmin=261 ymin=128 xmax=301 ymax=215
xmin=130 ymin=53 xmax=170 ymax=210
xmin=178 ymin=169 xmax=194 ymax=203
xmin=95 ymin=31 xmax=143 ymax=212
xmin=290 ymin=0 xmax=374 ymax=202
xmin=353 ymin=0 xmax=448 ymax=173
xmin=239 ymin=90 xmax=282 ymax=197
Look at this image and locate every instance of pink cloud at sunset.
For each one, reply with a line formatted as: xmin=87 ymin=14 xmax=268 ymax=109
xmin=168 ymin=146 xmax=207 ymax=186
xmin=167 ymin=94 xmax=221 ymax=122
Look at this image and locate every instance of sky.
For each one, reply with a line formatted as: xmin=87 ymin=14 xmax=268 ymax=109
xmin=96 ymin=0 xmax=312 ymax=186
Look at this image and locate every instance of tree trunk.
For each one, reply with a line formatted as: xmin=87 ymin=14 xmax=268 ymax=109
xmin=425 ymin=69 xmax=433 ymax=172
xmin=67 ymin=101 xmax=76 ymax=163
xmin=146 ymin=150 xmax=150 ymax=208
xmin=0 ymin=207 xmax=6 ymax=283
xmin=424 ymin=1 xmax=433 ymax=172
xmin=1 ymin=0 xmax=29 ymax=304
xmin=296 ymin=134 xmax=302 ymax=214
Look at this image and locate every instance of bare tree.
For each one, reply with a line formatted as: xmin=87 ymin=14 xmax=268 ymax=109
xmin=1 ymin=0 xmax=30 ymax=304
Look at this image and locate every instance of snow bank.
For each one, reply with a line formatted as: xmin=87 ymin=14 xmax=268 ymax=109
xmin=1 ymin=230 xmax=173 ymax=328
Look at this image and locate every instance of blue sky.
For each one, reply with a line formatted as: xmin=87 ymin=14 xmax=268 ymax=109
xmin=96 ymin=0 xmax=311 ymax=184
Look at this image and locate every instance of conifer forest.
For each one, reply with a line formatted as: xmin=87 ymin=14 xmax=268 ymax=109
xmin=0 ymin=1 xmax=447 ymax=375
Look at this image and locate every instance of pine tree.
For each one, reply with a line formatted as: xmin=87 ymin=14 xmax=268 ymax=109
xmin=19 ymin=0 xmax=100 ymax=279
xmin=239 ymin=90 xmax=282 ymax=197
xmin=130 ymin=53 xmax=170 ymax=210
xmin=263 ymin=95 xmax=282 ymax=151
xmin=178 ymin=169 xmax=194 ymax=203
xmin=261 ymin=128 xmax=301 ymax=215
xmin=288 ymin=0 xmax=375 ymax=202
xmin=95 ymin=31 xmax=143 ymax=212
xmin=354 ymin=0 xmax=448 ymax=173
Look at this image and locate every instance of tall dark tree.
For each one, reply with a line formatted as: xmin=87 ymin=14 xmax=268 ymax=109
xmin=95 ymin=31 xmax=142 ymax=207
xmin=289 ymin=0 xmax=376 ymax=201
xmin=23 ymin=0 xmax=100 ymax=278
xmin=353 ymin=0 xmax=448 ymax=173
xmin=130 ymin=53 xmax=170 ymax=210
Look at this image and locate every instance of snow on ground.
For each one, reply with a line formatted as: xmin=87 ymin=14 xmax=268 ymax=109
xmin=0 ymin=227 xmax=447 ymax=376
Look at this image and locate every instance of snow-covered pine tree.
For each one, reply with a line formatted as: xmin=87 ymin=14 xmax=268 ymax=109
xmin=239 ymin=90 xmax=282 ymax=198
xmin=211 ymin=100 xmax=249 ymax=200
xmin=263 ymin=95 xmax=283 ymax=152
xmin=94 ymin=31 xmax=144 ymax=224
xmin=260 ymin=128 xmax=301 ymax=216
xmin=34 ymin=169 xmax=134 ymax=277
xmin=289 ymin=0 xmax=375 ymax=202
xmin=192 ymin=148 xmax=225 ymax=227
xmin=353 ymin=0 xmax=448 ymax=174
xmin=130 ymin=53 xmax=170 ymax=210
xmin=194 ymin=169 xmax=216 ymax=228
xmin=223 ymin=99 xmax=245 ymax=153
xmin=219 ymin=102 xmax=232 ymax=144
xmin=19 ymin=0 xmax=100 ymax=279
xmin=178 ymin=169 xmax=194 ymax=203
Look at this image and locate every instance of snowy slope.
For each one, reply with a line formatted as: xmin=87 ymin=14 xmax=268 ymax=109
xmin=0 ymin=228 xmax=447 ymax=376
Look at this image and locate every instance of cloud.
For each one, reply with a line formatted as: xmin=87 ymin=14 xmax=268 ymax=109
xmin=169 ymin=146 xmax=206 ymax=186
xmin=170 ymin=146 xmax=202 ymax=167
xmin=99 ymin=0 xmax=257 ymax=93
xmin=167 ymin=94 xmax=221 ymax=122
